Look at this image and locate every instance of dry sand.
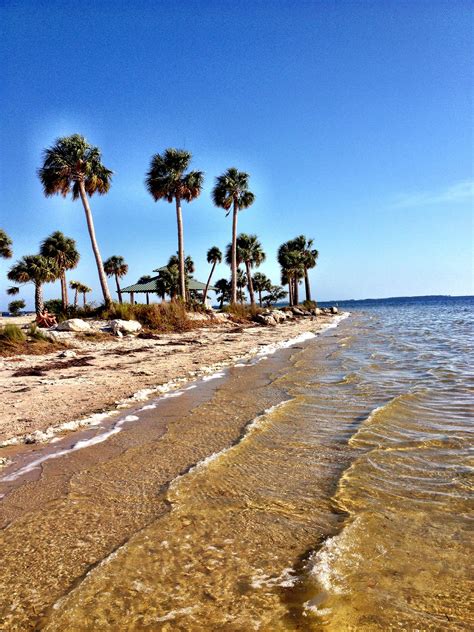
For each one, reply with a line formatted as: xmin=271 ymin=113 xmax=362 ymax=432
xmin=0 ymin=313 xmax=339 ymax=446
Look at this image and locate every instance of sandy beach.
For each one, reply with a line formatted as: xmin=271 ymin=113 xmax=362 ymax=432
xmin=0 ymin=312 xmax=339 ymax=447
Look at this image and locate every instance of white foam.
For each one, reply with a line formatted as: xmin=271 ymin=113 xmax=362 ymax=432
xmin=154 ymin=606 xmax=197 ymax=622
xmin=201 ymin=371 xmax=226 ymax=381
xmin=168 ymin=399 xmax=293 ymax=498
xmin=251 ymin=567 xmax=298 ymax=589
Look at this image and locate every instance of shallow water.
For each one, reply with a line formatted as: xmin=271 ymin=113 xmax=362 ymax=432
xmin=1 ymin=300 xmax=473 ymax=630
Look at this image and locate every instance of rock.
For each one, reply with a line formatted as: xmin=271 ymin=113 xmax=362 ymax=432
xmin=255 ymin=313 xmax=277 ymax=326
xmin=331 ymin=306 xmax=339 ymax=314
xmin=291 ymin=307 xmax=305 ymax=317
xmin=58 ymin=350 xmax=77 ymax=358
xmin=0 ymin=457 xmax=11 ymax=467
xmin=272 ymin=310 xmax=287 ymax=323
xmin=109 ymin=319 xmax=142 ymax=335
xmin=315 ymin=308 xmax=322 ymax=316
xmin=57 ymin=318 xmax=91 ymax=332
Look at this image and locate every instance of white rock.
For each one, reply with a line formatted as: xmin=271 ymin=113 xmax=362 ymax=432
xmin=57 ymin=319 xmax=91 ymax=332
xmin=58 ymin=350 xmax=77 ymax=358
xmin=110 ymin=319 xmax=142 ymax=335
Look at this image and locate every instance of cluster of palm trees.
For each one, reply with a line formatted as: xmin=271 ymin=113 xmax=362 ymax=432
xmin=1 ymin=228 xmax=129 ymax=315
xmin=278 ymin=236 xmax=319 ymax=306
xmin=2 ymin=133 xmax=320 ymax=313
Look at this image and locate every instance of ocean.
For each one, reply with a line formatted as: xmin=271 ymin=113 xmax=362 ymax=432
xmin=0 ymin=296 xmax=472 ymax=630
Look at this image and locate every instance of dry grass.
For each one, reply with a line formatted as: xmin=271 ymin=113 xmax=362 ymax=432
xmin=222 ymin=304 xmax=263 ymax=323
xmin=102 ymin=301 xmax=212 ymax=333
xmin=0 ymin=324 xmax=68 ymax=358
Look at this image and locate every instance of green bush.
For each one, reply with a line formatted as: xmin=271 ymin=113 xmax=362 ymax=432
xmin=0 ymin=324 xmax=26 ymax=343
xmin=301 ymin=299 xmax=317 ymax=310
xmin=8 ymin=299 xmax=26 ymax=316
xmin=100 ymin=302 xmax=136 ymax=321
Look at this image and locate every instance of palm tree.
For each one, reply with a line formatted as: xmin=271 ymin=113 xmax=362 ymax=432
xmin=69 ymin=280 xmax=81 ymax=308
xmin=214 ymin=278 xmax=231 ymax=308
xmin=212 ymin=168 xmax=255 ymax=304
xmin=291 ymin=235 xmax=319 ymax=302
xmin=8 ymin=255 xmax=57 ymax=314
xmin=40 ymin=231 xmax=79 ymax=310
xmin=278 ymin=240 xmax=305 ymax=306
xmin=252 ymin=272 xmax=272 ymax=307
xmin=77 ymin=283 xmax=92 ymax=307
xmin=103 ymin=255 xmax=128 ymax=304
xmin=236 ymin=268 xmax=248 ymax=304
xmin=225 ymin=234 xmax=265 ymax=306
xmin=7 ymin=286 xmax=20 ymax=296
xmin=0 ymin=229 xmax=13 ymax=259
xmin=203 ymin=246 xmax=222 ymax=305
xmin=38 ymin=134 xmax=113 ymax=306
xmin=145 ymin=149 xmax=204 ymax=300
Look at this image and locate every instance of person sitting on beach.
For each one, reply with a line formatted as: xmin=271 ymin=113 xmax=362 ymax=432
xmin=36 ymin=308 xmax=57 ymax=328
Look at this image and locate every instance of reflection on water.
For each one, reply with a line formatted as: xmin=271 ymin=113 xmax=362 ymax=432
xmin=1 ymin=299 xmax=473 ymax=630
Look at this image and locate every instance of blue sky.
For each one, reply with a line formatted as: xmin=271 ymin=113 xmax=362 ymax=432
xmin=1 ymin=0 xmax=472 ymax=309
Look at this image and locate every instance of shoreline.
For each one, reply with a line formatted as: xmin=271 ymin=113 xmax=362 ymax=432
xmin=0 ymin=312 xmax=348 ymax=453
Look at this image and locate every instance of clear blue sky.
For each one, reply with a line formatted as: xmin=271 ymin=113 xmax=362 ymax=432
xmin=1 ymin=0 xmax=472 ymax=309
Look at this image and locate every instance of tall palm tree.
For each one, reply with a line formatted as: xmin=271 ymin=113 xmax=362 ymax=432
xmin=291 ymin=235 xmax=319 ymax=302
xmin=145 ymin=149 xmax=204 ymax=300
xmin=212 ymin=168 xmax=255 ymax=304
xmin=69 ymin=280 xmax=81 ymax=308
xmin=203 ymin=246 xmax=222 ymax=305
xmin=8 ymin=255 xmax=57 ymax=314
xmin=278 ymin=240 xmax=305 ymax=306
xmin=236 ymin=268 xmax=248 ymax=304
xmin=103 ymin=255 xmax=128 ymax=304
xmin=40 ymin=231 xmax=79 ymax=309
xmin=38 ymin=134 xmax=113 ymax=306
xmin=225 ymin=234 xmax=265 ymax=306
xmin=252 ymin=272 xmax=272 ymax=307
xmin=77 ymin=283 xmax=92 ymax=307
xmin=0 ymin=229 xmax=13 ymax=259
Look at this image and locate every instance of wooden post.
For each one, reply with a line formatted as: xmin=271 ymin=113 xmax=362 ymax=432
xmin=146 ymin=293 xmax=150 ymax=305
xmin=130 ymin=292 xmax=135 ymax=305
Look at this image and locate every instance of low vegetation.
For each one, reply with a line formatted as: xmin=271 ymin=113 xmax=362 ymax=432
xmin=0 ymin=324 xmax=66 ymax=357
xmin=101 ymin=301 xmax=201 ymax=333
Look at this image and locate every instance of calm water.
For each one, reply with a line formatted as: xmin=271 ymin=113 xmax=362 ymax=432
xmin=1 ymin=298 xmax=472 ymax=630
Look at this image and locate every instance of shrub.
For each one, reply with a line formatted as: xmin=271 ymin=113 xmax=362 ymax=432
xmin=223 ymin=303 xmax=263 ymax=323
xmin=301 ymin=299 xmax=317 ymax=310
xmin=0 ymin=324 xmax=26 ymax=343
xmin=133 ymin=302 xmax=192 ymax=332
xmin=100 ymin=302 xmax=136 ymax=321
xmin=8 ymin=299 xmax=26 ymax=316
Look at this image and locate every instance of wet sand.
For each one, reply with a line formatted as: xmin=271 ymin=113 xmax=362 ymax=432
xmin=0 ymin=313 xmax=337 ymax=446
xmin=0 ymin=314 xmax=344 ymax=629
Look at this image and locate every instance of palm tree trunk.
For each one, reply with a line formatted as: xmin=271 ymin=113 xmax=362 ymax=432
xmin=258 ymin=290 xmax=262 ymax=307
xmin=115 ymin=274 xmax=122 ymax=304
xmin=83 ymin=292 xmax=87 ymax=307
xmin=203 ymin=261 xmax=216 ymax=305
xmin=231 ymin=199 xmax=238 ymax=304
xmin=293 ymin=277 xmax=299 ymax=306
xmin=78 ymin=180 xmax=112 ymax=307
xmin=35 ymin=281 xmax=44 ymax=315
xmin=288 ymin=280 xmax=293 ymax=306
xmin=74 ymin=288 xmax=78 ymax=309
xmin=245 ymin=260 xmax=255 ymax=306
xmin=175 ymin=195 xmax=186 ymax=301
xmin=304 ymin=267 xmax=311 ymax=302
xmin=60 ymin=271 xmax=68 ymax=309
